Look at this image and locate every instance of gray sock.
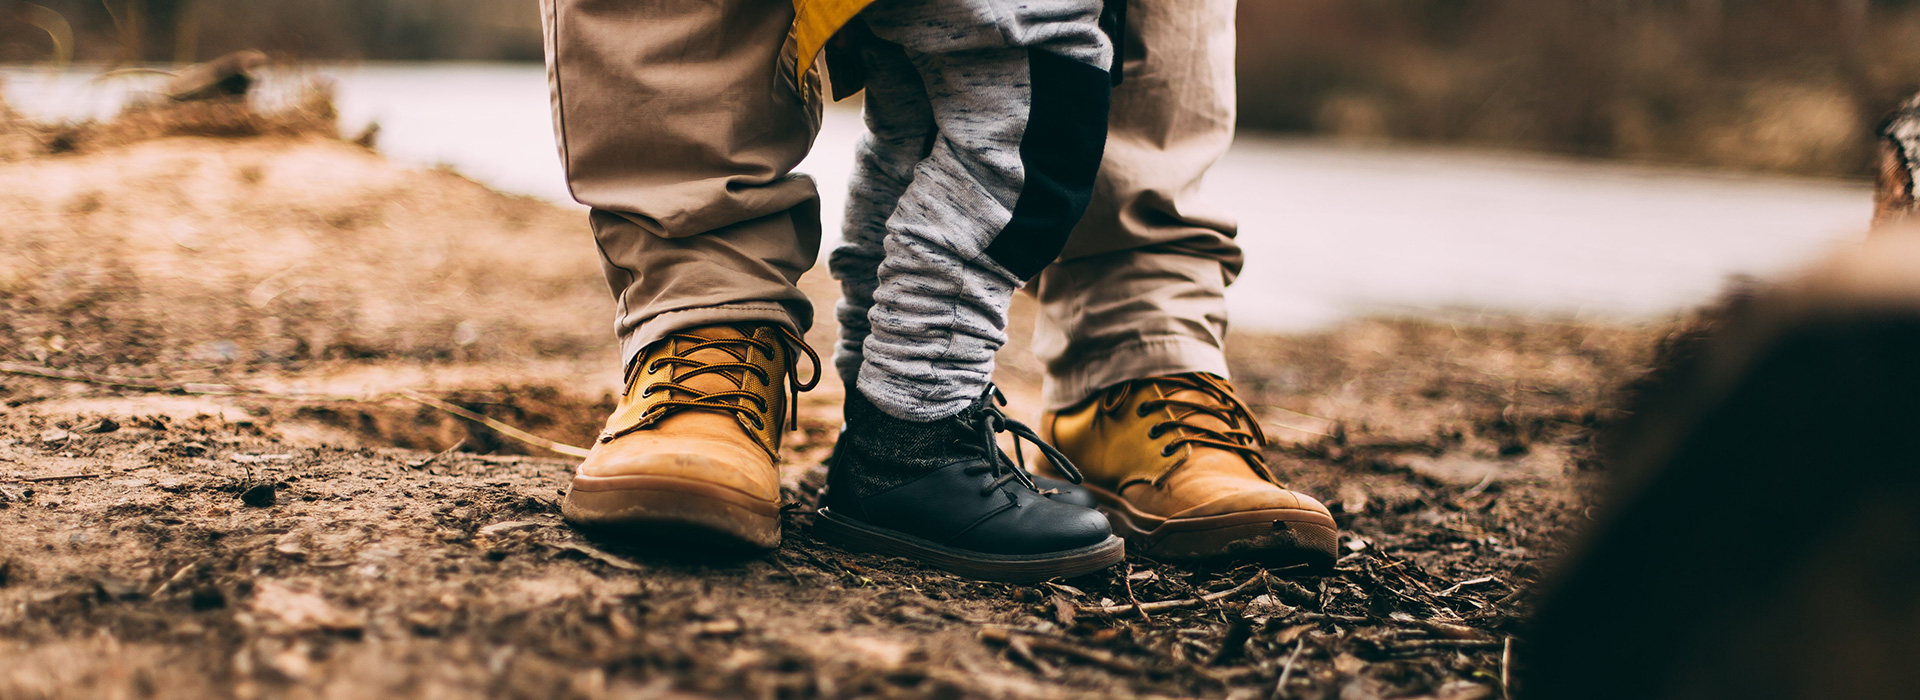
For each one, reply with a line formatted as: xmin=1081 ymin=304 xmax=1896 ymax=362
xmin=831 ymin=386 xmax=996 ymax=499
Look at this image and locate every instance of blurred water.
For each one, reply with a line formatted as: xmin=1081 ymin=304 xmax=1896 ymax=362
xmin=2 ymin=62 xmax=1870 ymax=331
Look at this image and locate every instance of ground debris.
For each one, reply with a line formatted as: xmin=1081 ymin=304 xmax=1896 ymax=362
xmin=543 ymin=541 xmax=644 ymax=572
xmin=0 ymin=101 xmax=1641 ymax=697
xmin=239 ymin=482 xmax=276 ymax=507
xmin=1078 ymin=571 xmax=1268 ymax=616
xmin=248 ymin=580 xmax=364 ymax=633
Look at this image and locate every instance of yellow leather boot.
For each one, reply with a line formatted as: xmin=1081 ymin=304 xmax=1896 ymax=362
xmin=1039 ymin=373 xmax=1337 ymax=568
xmin=563 ymin=324 xmax=818 ymax=549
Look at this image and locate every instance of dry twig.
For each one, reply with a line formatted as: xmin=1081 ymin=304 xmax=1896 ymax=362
xmin=1121 ymin=562 xmax=1151 ymax=621
xmin=995 ymin=631 xmax=1058 ymax=677
xmin=1501 ymin=636 xmax=1513 ymax=699
xmin=1079 ymin=572 xmax=1268 ymax=617
xmin=398 ymin=391 xmax=589 ymax=458
xmin=0 ymin=473 xmax=108 ymax=484
xmin=1272 ymin=638 xmax=1305 ymax=700
xmin=544 ymin=541 xmax=644 ymax=571
xmin=980 ymin=627 xmax=1139 ymax=674
xmin=149 ymin=559 xmax=203 ymax=598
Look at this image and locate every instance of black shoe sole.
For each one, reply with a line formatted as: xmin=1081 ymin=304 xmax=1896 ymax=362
xmin=812 ymin=507 xmax=1125 ymax=583
xmin=1528 ymin=290 xmax=1920 ymax=698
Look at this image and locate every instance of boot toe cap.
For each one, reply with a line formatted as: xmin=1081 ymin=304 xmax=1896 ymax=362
xmin=954 ymin=498 xmax=1115 ymax=555
xmin=1162 ymin=484 xmax=1333 ymax=523
xmin=576 ymin=440 xmax=779 ymax=503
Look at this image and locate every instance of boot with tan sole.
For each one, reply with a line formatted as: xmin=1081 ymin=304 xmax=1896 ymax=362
xmin=563 ymin=324 xmax=818 ymax=549
xmin=1039 ymin=373 xmax=1338 ymax=569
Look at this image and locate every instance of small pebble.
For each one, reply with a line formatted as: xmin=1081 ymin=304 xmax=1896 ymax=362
xmin=240 ymin=483 xmax=276 ymax=507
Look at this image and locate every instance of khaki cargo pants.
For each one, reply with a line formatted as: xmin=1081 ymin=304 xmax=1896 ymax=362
xmin=542 ymin=0 xmax=1244 ymax=410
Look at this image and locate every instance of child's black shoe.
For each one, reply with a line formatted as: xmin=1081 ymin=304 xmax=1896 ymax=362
xmin=815 ymin=386 xmax=1123 ymax=582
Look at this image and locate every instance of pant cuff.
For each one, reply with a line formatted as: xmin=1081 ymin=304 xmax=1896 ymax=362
xmin=854 ymin=367 xmax=978 ymax=423
xmin=1041 ymin=336 xmax=1231 ymax=410
xmin=621 ymin=302 xmax=803 ymax=377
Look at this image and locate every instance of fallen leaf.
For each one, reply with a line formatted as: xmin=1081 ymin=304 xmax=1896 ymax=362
xmin=1244 ymin=593 xmax=1295 ymax=620
xmin=1334 ymin=652 xmax=1367 ymax=675
xmin=1274 ymin=624 xmax=1316 ymax=646
xmin=1050 ymin=591 xmax=1077 ymax=627
xmin=1041 ymin=581 xmax=1084 ymax=597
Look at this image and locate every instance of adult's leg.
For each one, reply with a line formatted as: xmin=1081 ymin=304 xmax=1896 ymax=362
xmin=545 ymin=0 xmax=825 ymax=549
xmin=544 ymin=0 xmax=823 ymax=369
xmin=1028 ymin=0 xmax=1243 ymax=409
xmin=1030 ymin=0 xmax=1340 ymax=568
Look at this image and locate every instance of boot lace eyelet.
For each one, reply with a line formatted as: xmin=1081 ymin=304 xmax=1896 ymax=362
xmin=1160 ymin=445 xmax=1176 ymax=457
xmin=1136 ymin=405 xmax=1151 ymax=417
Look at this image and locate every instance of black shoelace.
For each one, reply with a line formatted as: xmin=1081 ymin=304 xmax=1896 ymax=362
xmin=962 ymin=386 xmax=1083 ymax=497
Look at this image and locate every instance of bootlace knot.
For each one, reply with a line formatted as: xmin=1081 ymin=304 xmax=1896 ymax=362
xmin=962 ymin=386 xmax=1083 ymax=497
xmin=605 ymin=326 xmax=821 ymax=442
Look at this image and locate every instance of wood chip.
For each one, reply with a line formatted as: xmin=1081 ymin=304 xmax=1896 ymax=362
xmin=546 ymin=542 xmax=643 ymax=571
xmin=250 ymin=580 xmax=365 ymax=632
xmin=1078 ymin=572 xmax=1267 ymax=617
xmin=477 ymin=520 xmax=541 ymax=537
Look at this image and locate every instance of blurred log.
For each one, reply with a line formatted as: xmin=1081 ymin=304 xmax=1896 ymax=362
xmin=164 ymin=50 xmax=269 ymax=102
xmin=1525 ymin=233 xmax=1920 ymax=700
xmin=1873 ymin=95 xmax=1920 ymax=228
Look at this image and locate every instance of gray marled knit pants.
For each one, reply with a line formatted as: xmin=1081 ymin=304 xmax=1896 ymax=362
xmin=829 ymin=0 xmax=1113 ymax=422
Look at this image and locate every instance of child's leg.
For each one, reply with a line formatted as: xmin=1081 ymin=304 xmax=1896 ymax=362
xmin=829 ymin=40 xmax=933 ymax=388
xmin=851 ymin=0 xmax=1113 ymax=422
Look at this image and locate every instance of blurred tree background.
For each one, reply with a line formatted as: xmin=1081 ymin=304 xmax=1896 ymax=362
xmin=4 ymin=0 xmax=1916 ymax=176
xmin=0 ymin=0 xmax=541 ymax=64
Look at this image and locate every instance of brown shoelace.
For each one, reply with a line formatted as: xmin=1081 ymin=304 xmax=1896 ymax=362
xmin=604 ymin=327 xmax=821 ymax=442
xmin=1101 ymin=373 xmax=1273 ymax=484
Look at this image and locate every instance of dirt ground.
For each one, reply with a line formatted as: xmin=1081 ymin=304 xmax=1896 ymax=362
xmin=0 ymin=87 xmax=1672 ymax=699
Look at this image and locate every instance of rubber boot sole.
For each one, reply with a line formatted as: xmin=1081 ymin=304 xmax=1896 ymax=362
xmin=1528 ymin=283 xmax=1920 ymax=698
xmin=813 ymin=507 xmax=1125 ymax=583
xmin=563 ymin=474 xmax=781 ymax=550
xmin=1084 ymin=483 xmax=1338 ymax=570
